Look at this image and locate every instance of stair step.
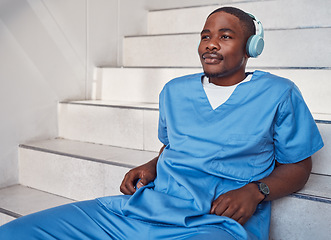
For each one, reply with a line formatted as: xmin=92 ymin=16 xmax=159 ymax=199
xmin=58 ymin=100 xmax=331 ymax=176
xmin=19 ymin=139 xmax=157 ymax=200
xmin=18 ymin=138 xmax=331 ymax=203
xmin=0 ymin=185 xmax=74 ymax=225
xmin=270 ymin=193 xmax=331 ymax=240
xmin=95 ymin=67 xmax=331 ymax=115
xmin=58 ymin=101 xmax=161 ymax=152
xmin=18 ymin=134 xmax=331 ymax=200
xmin=123 ymin=28 xmax=331 ymax=69
xmin=298 ymin=174 xmax=331 ymax=199
xmin=2 ymin=179 xmax=331 ymax=239
xmin=93 ymin=67 xmax=202 ymax=103
xmin=13 ymin=138 xmax=331 ymax=239
xmin=148 ymin=1 xmax=331 ymax=35
xmin=313 ymin=122 xmax=331 ymax=176
xmin=0 ymin=212 xmax=15 ymax=226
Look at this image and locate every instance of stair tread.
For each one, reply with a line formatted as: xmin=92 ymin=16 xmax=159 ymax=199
xmin=147 ymin=1 xmax=331 ymax=35
xmin=62 ymin=100 xmax=159 ymax=110
xmin=21 ymin=138 xmax=157 ymax=168
xmin=0 ymin=185 xmax=74 ymax=217
xmin=123 ymin=29 xmax=331 ymax=69
xmin=297 ymin=174 xmax=331 ymax=200
xmin=20 ymin=139 xmax=331 ymax=201
xmin=61 ymin=99 xmax=331 ymax=123
xmin=1 ymin=175 xmax=330 ymax=223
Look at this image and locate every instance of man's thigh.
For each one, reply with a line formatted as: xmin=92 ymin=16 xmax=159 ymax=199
xmin=150 ymin=224 xmax=238 ymax=240
xmin=0 ymin=199 xmax=146 ymax=240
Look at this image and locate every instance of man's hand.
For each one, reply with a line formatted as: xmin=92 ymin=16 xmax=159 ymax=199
xmin=210 ymin=157 xmax=312 ymax=225
xmin=120 ymin=145 xmax=166 ymax=195
xmin=210 ymin=183 xmax=263 ymax=225
xmin=120 ymin=158 xmax=157 ymax=195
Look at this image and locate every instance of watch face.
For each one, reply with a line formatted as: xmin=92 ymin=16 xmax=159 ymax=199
xmin=260 ymin=183 xmax=270 ymax=195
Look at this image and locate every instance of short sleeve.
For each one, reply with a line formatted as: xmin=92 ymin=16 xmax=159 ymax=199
xmin=273 ymin=84 xmax=324 ymax=163
xmin=158 ymin=88 xmax=169 ymax=145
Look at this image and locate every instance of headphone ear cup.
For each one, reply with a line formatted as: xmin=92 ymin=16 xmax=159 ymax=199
xmin=246 ymin=35 xmax=264 ymax=58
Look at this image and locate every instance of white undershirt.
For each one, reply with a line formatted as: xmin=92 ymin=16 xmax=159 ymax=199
xmin=202 ymin=74 xmax=252 ymax=110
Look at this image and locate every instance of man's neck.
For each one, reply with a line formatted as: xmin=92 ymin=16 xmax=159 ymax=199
xmin=209 ymin=71 xmax=247 ymax=86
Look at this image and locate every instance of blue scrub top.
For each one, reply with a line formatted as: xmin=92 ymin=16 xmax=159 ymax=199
xmin=99 ymin=70 xmax=324 ymax=240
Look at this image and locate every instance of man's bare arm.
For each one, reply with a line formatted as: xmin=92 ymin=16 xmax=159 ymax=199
xmin=258 ymin=156 xmax=312 ymax=201
xmin=210 ymin=157 xmax=312 ymax=225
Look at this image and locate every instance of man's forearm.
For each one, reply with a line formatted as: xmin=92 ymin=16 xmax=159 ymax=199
xmin=252 ymin=157 xmax=312 ymax=201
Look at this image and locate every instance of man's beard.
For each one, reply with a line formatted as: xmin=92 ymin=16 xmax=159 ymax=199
xmin=204 ymin=71 xmax=226 ymax=78
xmin=203 ymin=57 xmax=246 ymax=79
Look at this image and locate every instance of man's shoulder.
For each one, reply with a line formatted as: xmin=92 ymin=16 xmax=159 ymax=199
xmin=252 ymin=70 xmax=294 ymax=91
xmin=164 ymin=72 xmax=204 ymax=89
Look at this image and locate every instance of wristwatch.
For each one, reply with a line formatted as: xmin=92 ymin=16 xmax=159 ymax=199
xmin=251 ymin=181 xmax=270 ymax=203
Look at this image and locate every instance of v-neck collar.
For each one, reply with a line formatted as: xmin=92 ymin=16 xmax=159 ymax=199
xmin=193 ymin=71 xmax=258 ymax=120
xmin=202 ymin=74 xmax=253 ymax=110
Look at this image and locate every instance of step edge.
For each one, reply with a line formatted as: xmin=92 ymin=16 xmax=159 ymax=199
xmin=290 ymin=192 xmax=331 ymax=204
xmin=59 ymin=101 xmax=159 ymax=111
xmin=0 ymin=207 xmax=22 ymax=219
xmin=2 ymin=189 xmax=330 ymax=221
xmin=19 ymin=144 xmax=137 ymax=169
xmin=126 ymin=27 xmax=331 ymax=38
xmin=121 ymin=65 xmax=331 ymax=70
xmin=148 ymin=3 xmax=219 ymax=12
xmin=59 ymin=100 xmax=331 ymax=123
xmin=19 ymin=142 xmax=331 ymax=199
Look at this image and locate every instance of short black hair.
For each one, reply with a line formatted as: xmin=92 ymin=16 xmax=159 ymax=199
xmin=208 ymin=7 xmax=256 ymax=40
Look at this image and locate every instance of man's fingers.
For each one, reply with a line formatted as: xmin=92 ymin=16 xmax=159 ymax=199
xmin=136 ymin=180 xmax=144 ymax=189
xmin=120 ymin=172 xmax=137 ymax=195
xmin=237 ymin=216 xmax=248 ymax=226
xmin=120 ymin=181 xmax=135 ymax=195
xmin=122 ymin=182 xmax=136 ymax=195
xmin=210 ymin=197 xmax=227 ymax=215
xmin=228 ymin=207 xmax=245 ymax=222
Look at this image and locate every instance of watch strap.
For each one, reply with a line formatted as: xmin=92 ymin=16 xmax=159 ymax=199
xmin=251 ymin=181 xmax=269 ymax=204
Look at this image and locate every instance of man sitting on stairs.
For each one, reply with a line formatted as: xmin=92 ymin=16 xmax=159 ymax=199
xmin=0 ymin=6 xmax=323 ymax=240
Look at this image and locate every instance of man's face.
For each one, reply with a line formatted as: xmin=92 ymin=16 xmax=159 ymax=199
xmin=198 ymin=12 xmax=248 ymax=79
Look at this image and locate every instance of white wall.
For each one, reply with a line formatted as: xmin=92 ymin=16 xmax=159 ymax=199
xmin=0 ymin=0 xmax=219 ymax=188
xmin=0 ymin=0 xmax=85 ymax=187
xmin=0 ymin=0 xmax=99 ymax=187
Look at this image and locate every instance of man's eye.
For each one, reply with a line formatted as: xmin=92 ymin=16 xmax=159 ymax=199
xmin=201 ymin=35 xmax=210 ymax=40
xmin=221 ymin=35 xmax=231 ymax=40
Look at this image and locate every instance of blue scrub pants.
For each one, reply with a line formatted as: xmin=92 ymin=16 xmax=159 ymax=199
xmin=0 ymin=199 xmax=238 ymax=240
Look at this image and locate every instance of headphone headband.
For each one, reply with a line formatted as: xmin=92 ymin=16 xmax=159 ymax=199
xmin=246 ymin=12 xmax=264 ymax=58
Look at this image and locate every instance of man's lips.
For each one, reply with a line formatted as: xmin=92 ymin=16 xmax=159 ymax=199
xmin=201 ymin=52 xmax=223 ymax=64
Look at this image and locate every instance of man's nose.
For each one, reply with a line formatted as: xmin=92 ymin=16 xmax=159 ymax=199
xmin=207 ymin=39 xmax=220 ymax=51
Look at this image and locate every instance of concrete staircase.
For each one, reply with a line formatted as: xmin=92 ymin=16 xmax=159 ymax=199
xmin=1 ymin=1 xmax=331 ymax=239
